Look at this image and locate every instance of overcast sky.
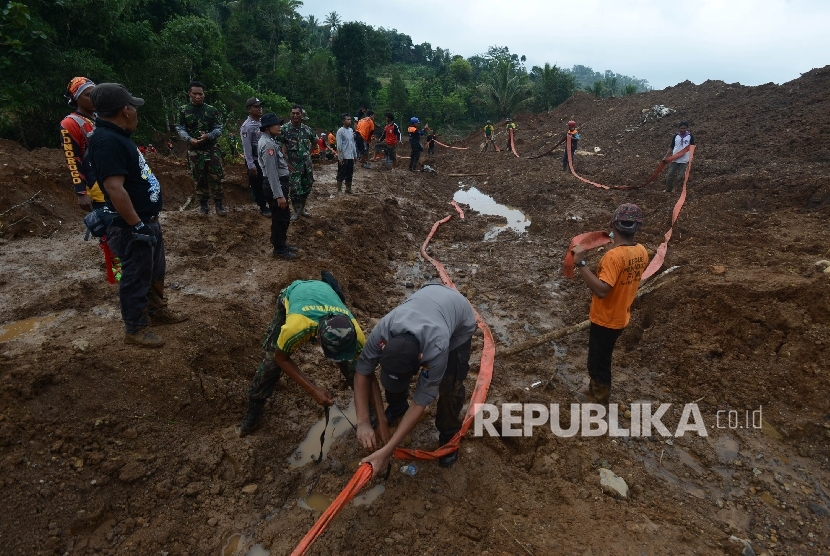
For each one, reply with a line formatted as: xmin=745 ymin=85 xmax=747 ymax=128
xmin=298 ymin=0 xmax=830 ymax=90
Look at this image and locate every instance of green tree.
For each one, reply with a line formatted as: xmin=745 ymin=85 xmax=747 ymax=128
xmin=530 ymin=63 xmax=575 ymax=111
xmin=449 ymin=56 xmax=472 ymax=88
xmin=476 ymin=59 xmax=531 ymax=119
xmin=387 ymin=66 xmax=408 ymax=117
xmin=330 ymin=22 xmax=388 ymax=107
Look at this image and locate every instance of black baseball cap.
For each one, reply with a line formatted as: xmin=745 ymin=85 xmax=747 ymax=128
xmin=379 ymin=333 xmax=421 ymax=394
xmin=90 ymin=83 xmax=144 ymax=113
xmin=246 ymin=97 xmax=263 ymax=108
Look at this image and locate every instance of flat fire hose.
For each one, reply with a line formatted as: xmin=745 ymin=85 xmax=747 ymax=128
xmin=562 ymin=145 xmax=696 ymax=282
xmin=291 ymin=202 xmax=495 ymax=556
xmin=508 ymin=128 xmax=520 ymax=158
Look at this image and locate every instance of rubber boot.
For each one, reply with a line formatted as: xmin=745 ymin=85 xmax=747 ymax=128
xmin=198 ymin=198 xmax=209 ymax=215
xmin=336 ymin=181 xmax=343 ymax=193
xmin=300 ymin=200 xmax=311 ymax=218
xmin=239 ymin=399 xmax=266 ymax=437
xmin=290 ymin=201 xmax=301 ymax=221
xmin=345 ymin=182 xmax=353 ymax=194
xmin=215 ymin=199 xmax=227 ymax=217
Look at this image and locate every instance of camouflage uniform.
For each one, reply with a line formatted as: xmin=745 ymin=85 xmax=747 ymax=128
xmin=277 ymin=122 xmax=316 ymax=202
xmin=176 ymin=103 xmax=225 ymax=201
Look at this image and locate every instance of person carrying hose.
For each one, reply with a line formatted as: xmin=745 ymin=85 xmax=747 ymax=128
xmin=664 ymin=121 xmax=694 ymax=192
xmin=570 ymin=204 xmax=648 ymax=406
xmin=353 ymin=284 xmax=478 ymax=476
xmin=563 ymin=120 xmax=580 ymax=171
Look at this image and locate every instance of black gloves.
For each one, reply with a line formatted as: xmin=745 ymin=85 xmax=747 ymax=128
xmin=132 ymin=222 xmax=157 ymax=246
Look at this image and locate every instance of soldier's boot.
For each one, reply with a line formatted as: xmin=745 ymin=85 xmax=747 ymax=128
xmin=198 ymin=199 xmax=209 ymax=215
xmin=239 ymin=399 xmax=266 ymax=437
xmin=214 ymin=199 xmax=227 ymax=217
xmin=336 ymin=181 xmax=343 ymax=193
xmin=299 ymin=200 xmax=311 ymax=218
xmin=124 ymin=328 xmax=165 ymax=348
xmin=345 ymin=182 xmax=353 ymax=194
xmin=290 ymin=201 xmax=301 ymax=221
xmin=149 ymin=308 xmax=189 ymax=326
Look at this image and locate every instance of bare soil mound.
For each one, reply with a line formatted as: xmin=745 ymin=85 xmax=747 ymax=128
xmin=1 ymin=67 xmax=829 ymax=555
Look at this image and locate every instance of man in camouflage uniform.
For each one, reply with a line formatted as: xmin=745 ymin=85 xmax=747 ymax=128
xmin=176 ymin=81 xmax=226 ymax=216
xmin=277 ymin=104 xmax=316 ymax=221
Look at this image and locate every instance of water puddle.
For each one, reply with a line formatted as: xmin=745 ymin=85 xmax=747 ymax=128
xmin=288 ymin=401 xmax=356 ymax=467
xmin=296 ymin=487 xmax=334 ymax=512
xmin=453 ymin=187 xmax=529 ymax=241
xmin=353 ymin=484 xmax=385 ymax=506
xmin=0 ymin=315 xmax=57 ymax=343
xmin=222 ymin=533 xmax=244 ymax=556
xmin=247 ymin=545 xmax=269 ymax=556
xmin=675 ymin=447 xmax=704 ymax=475
xmin=714 ymin=436 xmax=740 ymax=463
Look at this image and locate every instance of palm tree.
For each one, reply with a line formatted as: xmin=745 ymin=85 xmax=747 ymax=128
xmin=324 ymin=11 xmax=341 ymax=30
xmin=477 ymin=60 xmax=531 ymax=118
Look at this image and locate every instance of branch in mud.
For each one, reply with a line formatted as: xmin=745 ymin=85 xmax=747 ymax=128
xmin=497 ymin=266 xmax=680 ymax=358
xmin=0 ymin=189 xmax=41 ymax=217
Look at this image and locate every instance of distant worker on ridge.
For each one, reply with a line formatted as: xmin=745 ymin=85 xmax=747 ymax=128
xmin=563 ymin=120 xmax=580 ymax=171
xmin=664 ymin=121 xmax=694 ymax=192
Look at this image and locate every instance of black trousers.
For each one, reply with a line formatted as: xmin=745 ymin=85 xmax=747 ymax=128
xmin=336 ymin=159 xmax=354 ymax=183
xmin=385 ymin=337 xmax=472 ymax=446
xmin=249 ymin=161 xmax=267 ymax=209
xmin=587 ymin=322 xmax=623 ymax=386
xmin=409 ymin=146 xmax=422 ymax=170
xmin=264 ymin=179 xmax=291 ymax=251
xmin=106 ymin=221 xmax=166 ymax=334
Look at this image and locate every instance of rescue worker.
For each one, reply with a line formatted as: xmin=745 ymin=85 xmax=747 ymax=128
xmin=336 ymin=113 xmax=357 ymax=194
xmin=60 ymin=76 xmax=104 ymax=212
xmin=482 ymin=119 xmax=496 ymax=153
xmin=408 ymin=117 xmax=429 ymax=172
xmin=176 ymin=81 xmax=226 ymax=216
xmin=505 ymin=118 xmax=518 ymax=150
xmin=571 ymin=204 xmax=649 ymax=405
xmin=240 ymin=97 xmax=271 ymax=216
xmin=278 ymin=104 xmax=316 ymax=221
xmin=257 ymin=113 xmax=296 ymax=259
xmin=563 ymin=120 xmax=580 ymax=171
xmin=664 ymin=121 xmax=694 ymax=192
xmin=355 ymin=110 xmax=376 ymax=169
xmin=383 ymin=112 xmax=401 ymax=169
xmin=88 ymin=83 xmax=188 ymax=347
xmin=354 ymin=283 xmax=477 ymax=477
xmin=239 ymin=273 xmax=385 ymax=437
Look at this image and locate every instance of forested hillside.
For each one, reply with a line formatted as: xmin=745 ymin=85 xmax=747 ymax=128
xmin=0 ymin=0 xmax=650 ymax=147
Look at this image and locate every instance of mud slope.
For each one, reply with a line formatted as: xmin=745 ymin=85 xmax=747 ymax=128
xmin=1 ymin=67 xmax=829 ymax=556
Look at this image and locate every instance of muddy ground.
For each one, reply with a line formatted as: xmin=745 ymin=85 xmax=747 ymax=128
xmin=1 ymin=66 xmax=830 ymax=556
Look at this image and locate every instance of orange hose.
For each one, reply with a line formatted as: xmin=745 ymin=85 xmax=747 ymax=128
xmin=291 ymin=209 xmax=497 ymax=555
xmin=562 ymin=145 xmax=695 ymax=282
xmin=508 ymin=128 xmax=520 ymax=158
xmin=433 ymin=139 xmax=468 ymax=150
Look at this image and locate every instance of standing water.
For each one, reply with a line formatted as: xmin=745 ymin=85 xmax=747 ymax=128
xmin=288 ymin=401 xmax=357 ymax=467
xmin=453 ymin=186 xmax=530 ymax=241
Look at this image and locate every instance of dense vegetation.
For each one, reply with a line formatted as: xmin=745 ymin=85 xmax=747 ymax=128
xmin=0 ymin=0 xmax=651 ymax=148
